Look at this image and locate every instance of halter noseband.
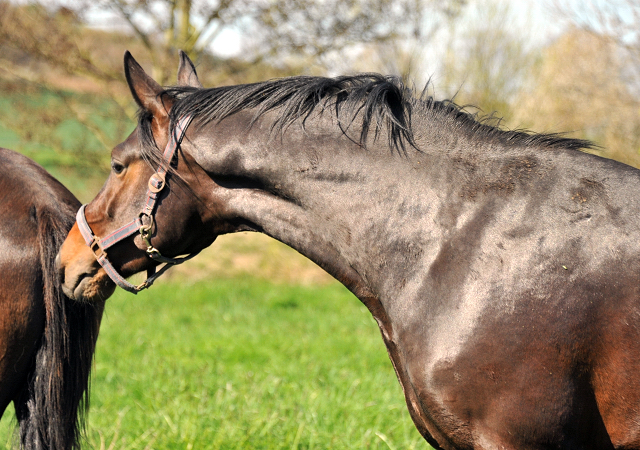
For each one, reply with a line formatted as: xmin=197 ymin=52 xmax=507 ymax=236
xmin=76 ymin=115 xmax=198 ymax=294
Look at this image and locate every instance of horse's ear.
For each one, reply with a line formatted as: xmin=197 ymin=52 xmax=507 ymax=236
xmin=177 ymin=50 xmax=203 ymax=88
xmin=124 ymin=51 xmax=172 ymax=119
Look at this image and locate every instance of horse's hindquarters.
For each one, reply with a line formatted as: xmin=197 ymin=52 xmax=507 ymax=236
xmin=0 ymin=243 xmax=45 ymax=418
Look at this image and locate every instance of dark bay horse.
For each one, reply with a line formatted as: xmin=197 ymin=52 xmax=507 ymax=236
xmin=58 ymin=51 xmax=640 ymax=449
xmin=0 ymin=148 xmax=103 ymax=449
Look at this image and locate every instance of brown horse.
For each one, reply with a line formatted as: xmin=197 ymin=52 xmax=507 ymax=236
xmin=58 ymin=51 xmax=640 ymax=449
xmin=0 ymin=148 xmax=103 ymax=450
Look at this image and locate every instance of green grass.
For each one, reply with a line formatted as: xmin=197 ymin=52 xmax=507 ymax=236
xmin=0 ymin=80 xmax=130 ymax=202
xmin=0 ymin=277 xmax=430 ymax=450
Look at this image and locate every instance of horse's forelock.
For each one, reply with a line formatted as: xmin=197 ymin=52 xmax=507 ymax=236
xmin=136 ymin=108 xmax=165 ymax=169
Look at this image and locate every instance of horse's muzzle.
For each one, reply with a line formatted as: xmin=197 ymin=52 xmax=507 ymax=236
xmin=57 ymin=223 xmax=116 ymax=303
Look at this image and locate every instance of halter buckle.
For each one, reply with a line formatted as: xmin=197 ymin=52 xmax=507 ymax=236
xmin=89 ymin=237 xmax=105 ymax=259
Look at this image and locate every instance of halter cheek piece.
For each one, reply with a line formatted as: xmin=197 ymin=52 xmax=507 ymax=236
xmin=76 ymin=115 xmax=199 ymax=293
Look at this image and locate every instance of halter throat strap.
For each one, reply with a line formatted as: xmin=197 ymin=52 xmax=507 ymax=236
xmin=76 ymin=115 xmax=197 ymax=294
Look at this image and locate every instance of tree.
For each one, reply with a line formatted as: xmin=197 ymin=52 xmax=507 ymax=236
xmin=1 ymin=0 xmax=468 ymax=86
xmin=546 ymin=0 xmax=640 ymax=166
xmin=551 ymin=0 xmax=640 ymax=95
xmin=513 ymin=27 xmax=640 ymax=168
xmin=438 ymin=0 xmax=538 ymax=122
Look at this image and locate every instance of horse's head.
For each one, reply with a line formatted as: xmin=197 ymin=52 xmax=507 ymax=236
xmin=58 ymin=51 xmax=219 ymax=302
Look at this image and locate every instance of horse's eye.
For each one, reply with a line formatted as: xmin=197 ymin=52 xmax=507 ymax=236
xmin=111 ymin=161 xmax=125 ymax=175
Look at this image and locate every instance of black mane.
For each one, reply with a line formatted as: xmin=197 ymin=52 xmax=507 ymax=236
xmin=137 ymin=74 xmax=594 ymax=162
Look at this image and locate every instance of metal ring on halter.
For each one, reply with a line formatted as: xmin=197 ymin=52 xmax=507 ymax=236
xmin=75 ymin=115 xmax=198 ymax=294
xmin=139 ymin=212 xmax=155 ymax=238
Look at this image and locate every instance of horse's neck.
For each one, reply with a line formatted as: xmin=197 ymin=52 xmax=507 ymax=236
xmin=195 ymin=115 xmax=457 ymax=305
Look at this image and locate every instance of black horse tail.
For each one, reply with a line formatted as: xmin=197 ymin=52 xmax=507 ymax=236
xmin=19 ymin=205 xmax=104 ymax=450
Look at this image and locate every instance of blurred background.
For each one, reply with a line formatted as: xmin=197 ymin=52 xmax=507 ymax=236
xmin=1 ymin=1 xmax=640 ymax=448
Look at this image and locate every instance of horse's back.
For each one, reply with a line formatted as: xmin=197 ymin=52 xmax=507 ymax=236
xmin=0 ymin=148 xmax=79 ymax=417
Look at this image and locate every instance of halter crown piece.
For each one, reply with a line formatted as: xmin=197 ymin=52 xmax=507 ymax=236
xmin=76 ymin=115 xmax=199 ymax=293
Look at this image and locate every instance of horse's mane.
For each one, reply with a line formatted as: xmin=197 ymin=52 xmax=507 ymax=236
xmin=136 ymin=74 xmax=594 ymax=164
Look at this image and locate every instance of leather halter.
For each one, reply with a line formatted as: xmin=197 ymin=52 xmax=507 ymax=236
xmin=76 ymin=115 xmax=199 ymax=293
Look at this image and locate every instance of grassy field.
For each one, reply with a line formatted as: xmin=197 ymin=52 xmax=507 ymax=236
xmin=0 ymin=275 xmax=431 ymax=450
